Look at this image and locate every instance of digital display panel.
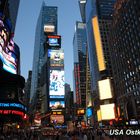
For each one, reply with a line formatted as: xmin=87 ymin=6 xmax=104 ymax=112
xmin=49 ymin=101 xmax=65 ymax=109
xmin=48 ymin=49 xmax=64 ymax=67
xmin=50 ymin=115 xmax=64 ymax=124
xmin=0 ymin=19 xmax=19 ymax=74
xmin=0 ymin=102 xmax=27 ymax=111
xmin=86 ymin=108 xmax=92 ymax=117
xmin=77 ymin=109 xmax=85 ymax=115
xmin=100 ymin=103 xmax=115 ymax=120
xmin=98 ymin=78 xmax=112 ymax=100
xmin=44 ymin=24 xmax=55 ymax=33
xmin=47 ymin=35 xmax=61 ymax=48
xmin=49 ymin=70 xmax=65 ymax=98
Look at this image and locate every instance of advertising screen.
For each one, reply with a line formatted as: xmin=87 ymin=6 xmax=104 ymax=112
xmin=50 ymin=115 xmax=64 ymax=124
xmin=100 ymin=103 xmax=115 ymax=120
xmin=49 ymin=101 xmax=65 ymax=109
xmin=98 ymin=78 xmax=112 ymax=100
xmin=44 ymin=24 xmax=55 ymax=33
xmin=47 ymin=35 xmax=61 ymax=48
xmin=48 ymin=50 xmax=64 ymax=67
xmin=49 ymin=70 xmax=65 ymax=98
xmin=86 ymin=108 xmax=92 ymax=117
xmin=0 ymin=19 xmax=19 ymax=74
xmin=77 ymin=109 xmax=85 ymax=116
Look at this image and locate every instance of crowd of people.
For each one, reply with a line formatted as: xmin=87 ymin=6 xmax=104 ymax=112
xmin=0 ymin=129 xmax=40 ymax=140
xmin=53 ymin=129 xmax=95 ymax=140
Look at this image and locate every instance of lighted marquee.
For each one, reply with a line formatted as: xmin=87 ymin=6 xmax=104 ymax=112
xmin=0 ymin=103 xmax=27 ymax=111
xmin=50 ymin=115 xmax=64 ymax=124
xmin=48 ymin=49 xmax=64 ymax=67
xmin=49 ymin=70 xmax=65 ymax=98
xmin=0 ymin=18 xmax=19 ymax=74
xmin=0 ymin=102 xmax=27 ymax=117
xmin=49 ymin=101 xmax=65 ymax=109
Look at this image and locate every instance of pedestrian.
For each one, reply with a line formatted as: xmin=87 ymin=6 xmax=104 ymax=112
xmin=91 ymin=130 xmax=95 ymax=140
xmin=83 ymin=132 xmax=87 ymax=140
xmin=55 ymin=134 xmax=59 ymax=140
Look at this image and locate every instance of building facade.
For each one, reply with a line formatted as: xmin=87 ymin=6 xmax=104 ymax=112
xmin=30 ymin=2 xmax=57 ymax=104
xmin=109 ymin=0 xmax=140 ymax=120
xmin=73 ymin=21 xmax=87 ymax=108
xmin=85 ymin=0 xmax=116 ymax=125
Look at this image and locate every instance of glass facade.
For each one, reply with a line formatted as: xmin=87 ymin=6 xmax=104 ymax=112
xmin=30 ymin=2 xmax=57 ymax=102
xmin=73 ymin=21 xmax=87 ymax=107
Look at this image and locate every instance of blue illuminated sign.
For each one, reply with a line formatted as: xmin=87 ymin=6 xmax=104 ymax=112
xmin=0 ymin=103 xmax=27 ymax=111
xmin=86 ymin=108 xmax=92 ymax=117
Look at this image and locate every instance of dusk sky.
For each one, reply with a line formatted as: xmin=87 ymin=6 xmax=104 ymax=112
xmin=14 ymin=0 xmax=81 ymax=90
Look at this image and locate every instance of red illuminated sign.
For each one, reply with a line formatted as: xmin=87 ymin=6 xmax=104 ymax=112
xmin=0 ymin=109 xmax=24 ymax=116
xmin=47 ymin=35 xmax=60 ymax=39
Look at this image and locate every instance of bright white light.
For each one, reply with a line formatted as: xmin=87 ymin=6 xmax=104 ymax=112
xmin=80 ymin=0 xmax=86 ymax=3
xmin=100 ymin=104 xmax=115 ymax=120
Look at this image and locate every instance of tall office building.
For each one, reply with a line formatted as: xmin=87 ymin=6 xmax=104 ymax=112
xmin=73 ymin=21 xmax=87 ymax=108
xmin=85 ymin=0 xmax=116 ymax=124
xmin=109 ymin=0 xmax=140 ymax=120
xmin=30 ymin=2 xmax=57 ymax=104
xmin=79 ymin=0 xmax=93 ymax=125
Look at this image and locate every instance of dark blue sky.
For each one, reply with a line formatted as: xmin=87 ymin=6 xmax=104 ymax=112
xmin=14 ymin=0 xmax=81 ymax=90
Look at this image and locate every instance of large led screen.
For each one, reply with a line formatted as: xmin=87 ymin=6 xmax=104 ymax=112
xmin=49 ymin=70 xmax=65 ymax=98
xmin=47 ymin=35 xmax=61 ymax=48
xmin=49 ymin=101 xmax=65 ymax=109
xmin=0 ymin=18 xmax=18 ymax=74
xmin=98 ymin=78 xmax=112 ymax=100
xmin=100 ymin=103 xmax=115 ymax=120
xmin=48 ymin=49 xmax=64 ymax=67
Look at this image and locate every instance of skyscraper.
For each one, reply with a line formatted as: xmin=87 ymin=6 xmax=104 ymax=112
xmin=30 ymin=2 xmax=57 ymax=104
xmin=85 ymin=0 xmax=116 ymax=124
xmin=109 ymin=0 xmax=140 ymax=120
xmin=73 ymin=21 xmax=87 ymax=108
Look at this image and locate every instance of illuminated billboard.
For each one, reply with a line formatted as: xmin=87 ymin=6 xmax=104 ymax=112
xmin=86 ymin=108 xmax=92 ymax=118
xmin=0 ymin=102 xmax=27 ymax=117
xmin=44 ymin=24 xmax=55 ymax=33
xmin=77 ymin=109 xmax=85 ymax=116
xmin=50 ymin=115 xmax=64 ymax=124
xmin=98 ymin=79 xmax=112 ymax=100
xmin=100 ymin=103 xmax=115 ymax=120
xmin=46 ymin=35 xmax=61 ymax=48
xmin=48 ymin=49 xmax=64 ymax=67
xmin=49 ymin=101 xmax=65 ymax=109
xmin=49 ymin=70 xmax=65 ymax=98
xmin=0 ymin=18 xmax=19 ymax=74
xmin=92 ymin=16 xmax=106 ymax=71
xmin=97 ymin=109 xmax=102 ymax=122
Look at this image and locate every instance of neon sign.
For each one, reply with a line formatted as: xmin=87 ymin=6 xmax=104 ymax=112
xmin=0 ymin=103 xmax=27 ymax=111
xmin=0 ymin=109 xmax=24 ymax=116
